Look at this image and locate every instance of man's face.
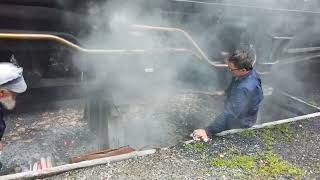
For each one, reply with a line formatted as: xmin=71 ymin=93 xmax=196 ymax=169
xmin=227 ymin=62 xmax=247 ymax=77
xmin=0 ymin=89 xmax=17 ymax=110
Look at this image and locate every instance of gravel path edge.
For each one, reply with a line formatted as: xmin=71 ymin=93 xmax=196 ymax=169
xmin=216 ymin=112 xmax=320 ymax=136
xmin=0 ymin=149 xmax=157 ymax=180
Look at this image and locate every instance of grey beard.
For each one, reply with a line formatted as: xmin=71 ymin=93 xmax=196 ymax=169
xmin=0 ymin=96 xmax=16 ymax=110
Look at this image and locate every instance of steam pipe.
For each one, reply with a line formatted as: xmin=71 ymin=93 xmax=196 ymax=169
xmin=0 ymin=29 xmax=81 ymax=44
xmin=131 ymin=24 xmax=266 ymax=75
xmin=0 ymin=32 xmax=201 ymax=57
xmin=285 ymin=47 xmax=320 ymax=54
xmin=0 ymin=32 xmax=89 ymax=52
xmin=0 ymin=30 xmax=263 ymax=72
xmin=277 ymin=53 xmax=320 ymax=65
xmin=172 ymin=0 xmax=320 ymax=15
xmin=131 ymin=24 xmax=228 ymax=68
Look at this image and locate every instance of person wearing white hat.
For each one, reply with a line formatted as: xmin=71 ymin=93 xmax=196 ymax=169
xmin=0 ymin=62 xmax=27 ymax=169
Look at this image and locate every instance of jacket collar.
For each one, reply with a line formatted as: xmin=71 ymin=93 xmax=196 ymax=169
xmin=236 ymin=69 xmax=254 ymax=82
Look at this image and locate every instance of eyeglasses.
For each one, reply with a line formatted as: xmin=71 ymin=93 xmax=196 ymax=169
xmin=228 ymin=67 xmax=240 ymax=72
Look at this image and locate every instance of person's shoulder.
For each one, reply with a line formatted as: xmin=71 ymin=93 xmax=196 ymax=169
xmin=238 ymin=72 xmax=261 ymax=92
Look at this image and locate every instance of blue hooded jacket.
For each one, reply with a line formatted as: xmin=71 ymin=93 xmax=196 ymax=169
xmin=206 ymin=69 xmax=264 ymax=135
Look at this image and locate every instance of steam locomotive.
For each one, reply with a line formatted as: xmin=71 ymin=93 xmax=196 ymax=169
xmin=1 ymin=0 xmax=319 ymax=88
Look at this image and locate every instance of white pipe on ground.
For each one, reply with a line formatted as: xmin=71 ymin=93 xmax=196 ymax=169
xmin=185 ymin=112 xmax=320 ymax=144
xmin=0 ymin=149 xmax=156 ymax=180
xmin=216 ymin=112 xmax=320 ymax=136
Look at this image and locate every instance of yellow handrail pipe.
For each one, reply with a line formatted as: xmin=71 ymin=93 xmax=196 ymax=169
xmin=131 ymin=24 xmax=228 ymax=68
xmin=0 ymin=32 xmax=203 ymax=58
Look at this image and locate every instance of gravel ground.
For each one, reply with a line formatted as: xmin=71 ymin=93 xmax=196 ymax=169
xmin=1 ymin=100 xmax=100 ymax=171
xmin=87 ymin=93 xmax=223 ymax=149
xmin=1 ymin=92 xmax=319 ymax=179
xmin=47 ymin=118 xmax=320 ymax=180
xmin=0 ymin=93 xmax=222 ymax=172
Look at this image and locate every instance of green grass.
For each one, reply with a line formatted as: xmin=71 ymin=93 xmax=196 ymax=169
xmin=239 ymin=124 xmax=293 ymax=150
xmin=185 ymin=123 xmax=304 ymax=179
xmin=258 ymin=124 xmax=292 ymax=150
xmin=240 ymin=129 xmax=255 ymax=137
xmin=209 ymin=151 xmax=303 ymax=179
xmin=183 ymin=141 xmax=206 ymax=152
xmin=210 ymin=154 xmax=256 ymax=171
xmin=255 ymin=151 xmax=304 ymax=179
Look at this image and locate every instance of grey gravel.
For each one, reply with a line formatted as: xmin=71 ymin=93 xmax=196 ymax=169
xmin=1 ymin=100 xmax=100 ymax=171
xmin=1 ymin=93 xmax=221 ymax=172
xmin=1 ymin=93 xmax=319 ymax=179
xmin=45 ymin=118 xmax=320 ymax=180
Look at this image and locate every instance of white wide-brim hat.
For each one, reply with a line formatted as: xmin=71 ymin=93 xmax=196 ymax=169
xmin=0 ymin=62 xmax=27 ymax=93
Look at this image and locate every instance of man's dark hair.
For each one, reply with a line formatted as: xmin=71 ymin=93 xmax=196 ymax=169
xmin=228 ymin=51 xmax=254 ymax=70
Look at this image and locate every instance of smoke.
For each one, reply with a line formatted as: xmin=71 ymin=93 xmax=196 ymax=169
xmin=71 ymin=0 xmax=320 ymax=148
xmin=79 ymin=0 xmax=220 ymax=97
xmin=196 ymin=0 xmax=320 ymax=96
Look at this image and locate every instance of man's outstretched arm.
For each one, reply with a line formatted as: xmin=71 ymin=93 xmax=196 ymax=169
xmin=193 ymin=88 xmax=250 ymax=140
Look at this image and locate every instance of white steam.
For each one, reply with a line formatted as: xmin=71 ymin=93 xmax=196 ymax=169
xmin=74 ymin=0 xmax=320 ymax=148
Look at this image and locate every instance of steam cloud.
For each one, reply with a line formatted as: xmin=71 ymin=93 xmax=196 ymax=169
xmin=73 ymin=0 xmax=320 ymax=148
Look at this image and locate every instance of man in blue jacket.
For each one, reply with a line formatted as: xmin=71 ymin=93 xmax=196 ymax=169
xmin=0 ymin=62 xmax=27 ymax=169
xmin=192 ymin=51 xmax=264 ymax=141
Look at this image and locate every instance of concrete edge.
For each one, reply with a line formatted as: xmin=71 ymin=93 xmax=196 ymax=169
xmin=216 ymin=112 xmax=320 ymax=136
xmin=1 ymin=149 xmax=157 ymax=180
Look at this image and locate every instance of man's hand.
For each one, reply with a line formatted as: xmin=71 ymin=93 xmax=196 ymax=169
xmin=0 ymin=141 xmax=6 ymax=151
xmin=191 ymin=129 xmax=210 ymax=142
